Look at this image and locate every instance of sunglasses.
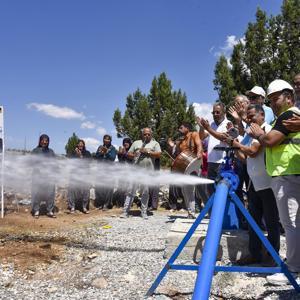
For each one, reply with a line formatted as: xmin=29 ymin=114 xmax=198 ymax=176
xmin=249 ymin=95 xmax=260 ymax=100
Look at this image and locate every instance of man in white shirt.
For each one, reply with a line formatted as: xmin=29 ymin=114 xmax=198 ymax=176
xmin=198 ymin=101 xmax=231 ymax=197
xmin=231 ymin=104 xmax=280 ymax=266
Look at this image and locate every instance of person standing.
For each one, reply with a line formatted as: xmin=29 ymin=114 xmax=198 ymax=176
xmin=94 ymin=135 xmax=117 ymax=210
xmin=168 ymin=122 xmax=202 ymax=218
xmin=114 ymin=138 xmax=133 ymax=207
xmin=121 ymin=128 xmax=161 ymax=219
xmin=231 ymin=105 xmax=280 ymax=266
xmin=67 ymin=139 xmax=92 ymax=214
xmin=117 ymin=138 xmax=133 ymax=164
xmin=250 ymin=79 xmax=300 ymax=285
xmin=31 ymin=134 xmax=56 ymax=219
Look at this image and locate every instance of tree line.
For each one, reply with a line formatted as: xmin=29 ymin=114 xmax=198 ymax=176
xmin=214 ymin=0 xmax=300 ymax=106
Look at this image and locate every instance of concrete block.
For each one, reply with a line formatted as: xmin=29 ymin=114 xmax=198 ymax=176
xmin=164 ymin=217 xmax=286 ymax=263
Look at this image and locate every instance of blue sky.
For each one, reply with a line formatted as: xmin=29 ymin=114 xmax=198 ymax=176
xmin=0 ymin=0 xmax=282 ymax=154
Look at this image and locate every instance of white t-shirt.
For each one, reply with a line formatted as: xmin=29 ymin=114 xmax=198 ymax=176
xmin=246 ymin=122 xmax=272 ymax=191
xmin=207 ymin=118 xmax=230 ymax=163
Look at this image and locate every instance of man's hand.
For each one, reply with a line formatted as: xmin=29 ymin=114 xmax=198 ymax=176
xmin=235 ymin=102 xmax=247 ymax=121
xmin=196 ymin=152 xmax=202 ymax=160
xmin=228 ymin=106 xmax=241 ymax=122
xmin=199 ymin=118 xmax=210 ymax=130
xmin=139 ymin=148 xmax=148 ymax=154
xmin=167 ymin=138 xmax=175 ymax=148
xmin=282 ymin=114 xmax=300 ymax=132
xmin=249 ymin=123 xmax=264 ymax=139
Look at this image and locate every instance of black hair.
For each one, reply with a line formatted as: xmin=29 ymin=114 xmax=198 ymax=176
xmin=103 ymin=134 xmax=112 ymax=141
xmin=77 ymin=139 xmax=86 ymax=149
xmin=122 ymin=137 xmax=132 ymax=146
xmin=247 ymin=104 xmax=265 ymax=115
xmin=180 ymin=122 xmax=192 ymax=131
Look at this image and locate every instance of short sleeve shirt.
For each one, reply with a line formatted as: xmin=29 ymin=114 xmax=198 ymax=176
xmin=272 ymin=110 xmax=298 ymax=136
xmin=207 ymin=118 xmax=230 ymax=163
xmin=129 ymin=139 xmax=161 ymax=169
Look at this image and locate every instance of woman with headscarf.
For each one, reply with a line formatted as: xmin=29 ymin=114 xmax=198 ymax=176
xmin=117 ymin=138 xmax=133 ymax=164
xmin=31 ymin=134 xmax=56 ymax=218
xmin=94 ymin=135 xmax=117 ymax=210
xmin=67 ymin=139 xmax=92 ymax=214
xmin=113 ymin=138 xmax=133 ymax=207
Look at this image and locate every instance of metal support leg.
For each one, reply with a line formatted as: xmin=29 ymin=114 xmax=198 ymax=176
xmin=146 ymin=194 xmax=214 ymax=296
xmin=230 ymin=192 xmax=300 ymax=292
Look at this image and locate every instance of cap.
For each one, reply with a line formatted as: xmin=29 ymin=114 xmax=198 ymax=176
xmin=246 ymin=86 xmax=266 ymax=97
xmin=267 ymin=79 xmax=294 ymax=96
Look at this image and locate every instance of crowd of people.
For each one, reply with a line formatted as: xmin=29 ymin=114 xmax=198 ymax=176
xmin=30 ymin=74 xmax=300 ymax=286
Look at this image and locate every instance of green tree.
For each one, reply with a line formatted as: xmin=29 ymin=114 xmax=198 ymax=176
xmin=213 ymin=0 xmax=300 ymax=99
xmin=65 ymin=133 xmax=79 ymax=157
xmin=113 ymin=72 xmax=196 ymax=165
xmin=213 ymin=55 xmax=237 ymax=106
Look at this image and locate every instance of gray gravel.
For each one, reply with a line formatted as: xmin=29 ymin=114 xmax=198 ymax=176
xmin=0 ymin=212 xmax=299 ymax=300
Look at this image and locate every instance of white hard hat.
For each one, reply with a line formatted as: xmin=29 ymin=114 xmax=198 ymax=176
xmin=247 ymin=86 xmax=266 ymax=97
xmin=267 ymin=79 xmax=294 ymax=96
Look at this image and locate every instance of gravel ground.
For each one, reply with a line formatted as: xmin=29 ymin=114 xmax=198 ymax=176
xmin=0 ymin=211 xmax=299 ymax=300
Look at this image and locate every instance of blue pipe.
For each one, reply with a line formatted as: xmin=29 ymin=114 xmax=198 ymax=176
xmin=192 ymin=180 xmax=230 ymax=300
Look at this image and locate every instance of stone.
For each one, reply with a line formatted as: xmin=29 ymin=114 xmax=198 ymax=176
xmin=91 ymin=277 xmax=108 ymax=289
xmin=87 ymin=253 xmax=98 ymax=260
xmin=47 ymin=287 xmax=58 ymax=293
xmin=123 ymin=273 xmax=136 ymax=283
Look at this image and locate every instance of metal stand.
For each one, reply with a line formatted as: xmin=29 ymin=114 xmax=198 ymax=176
xmin=147 ymin=148 xmax=300 ymax=299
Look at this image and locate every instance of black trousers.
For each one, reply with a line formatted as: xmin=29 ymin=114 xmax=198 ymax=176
xmin=248 ymin=183 xmax=280 ymax=260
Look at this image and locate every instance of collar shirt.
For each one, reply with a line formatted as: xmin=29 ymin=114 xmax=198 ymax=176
xmin=207 ymin=118 xmax=230 ymax=163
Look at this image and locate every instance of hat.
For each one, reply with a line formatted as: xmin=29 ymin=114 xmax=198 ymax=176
xmin=267 ymin=79 xmax=294 ymax=96
xmin=246 ymin=86 xmax=266 ymax=97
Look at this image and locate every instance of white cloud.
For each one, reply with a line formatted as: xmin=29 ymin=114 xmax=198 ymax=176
xmin=80 ymin=121 xmax=96 ymax=129
xmin=214 ymin=35 xmax=245 ymax=63
xmin=209 ymin=46 xmax=215 ymax=53
xmin=221 ymin=35 xmax=239 ymax=52
xmin=82 ymin=137 xmax=100 ymax=152
xmin=27 ymin=103 xmax=85 ymax=120
xmin=193 ymin=102 xmax=213 ymax=123
xmin=96 ymin=127 xmax=107 ymax=136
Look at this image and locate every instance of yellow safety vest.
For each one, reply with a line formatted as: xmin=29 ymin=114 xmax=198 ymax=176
xmin=266 ymin=107 xmax=300 ymax=176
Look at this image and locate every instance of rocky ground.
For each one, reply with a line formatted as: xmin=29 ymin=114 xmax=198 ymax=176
xmin=0 ymin=198 xmax=300 ymax=299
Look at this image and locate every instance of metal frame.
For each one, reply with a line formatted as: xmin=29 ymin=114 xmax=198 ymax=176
xmin=146 ymin=173 xmax=300 ymax=299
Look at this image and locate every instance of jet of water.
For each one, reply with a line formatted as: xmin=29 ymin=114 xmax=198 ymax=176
xmin=2 ymin=154 xmax=214 ymax=193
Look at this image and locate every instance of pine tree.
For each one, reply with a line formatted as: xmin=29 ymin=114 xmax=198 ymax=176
xmin=213 ymin=1 xmax=300 ymax=99
xmin=65 ymin=133 xmax=79 ymax=156
xmin=113 ymin=72 xmax=196 ymax=157
xmin=213 ymin=55 xmax=237 ymax=106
